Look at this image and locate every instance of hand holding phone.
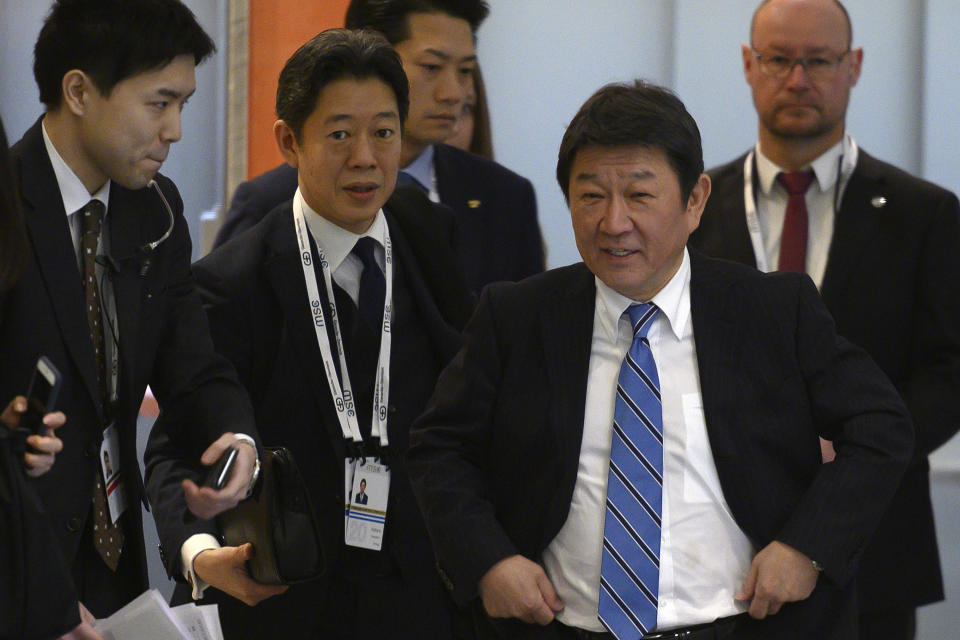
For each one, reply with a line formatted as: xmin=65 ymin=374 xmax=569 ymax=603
xmin=22 ymin=356 xmax=62 ymax=436
xmin=203 ymin=445 xmax=239 ymax=490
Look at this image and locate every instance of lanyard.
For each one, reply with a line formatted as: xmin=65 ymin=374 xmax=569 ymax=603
xmin=742 ymin=134 xmax=858 ymax=273
xmin=292 ymin=200 xmax=394 ymax=448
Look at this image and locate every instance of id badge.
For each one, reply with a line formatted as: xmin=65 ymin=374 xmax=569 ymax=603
xmin=99 ymin=423 xmax=127 ymax=524
xmin=345 ymin=458 xmax=390 ymax=551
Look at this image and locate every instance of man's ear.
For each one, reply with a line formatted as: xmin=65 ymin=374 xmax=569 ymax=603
xmin=61 ymin=69 xmax=94 ymax=117
xmin=274 ymin=119 xmax=300 ymax=169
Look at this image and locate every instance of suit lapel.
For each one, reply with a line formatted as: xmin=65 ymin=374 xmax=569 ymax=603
xmin=108 ymin=184 xmax=144 ymax=412
xmin=540 ymin=266 xmax=596 ymax=502
xmin=688 ymin=251 xmax=761 ymax=534
xmin=17 ymin=122 xmax=101 ymax=413
xmin=719 ymin=156 xmax=759 ymax=267
xmin=820 ymin=153 xmax=885 ymax=306
xmin=263 ymin=209 xmax=347 ymax=460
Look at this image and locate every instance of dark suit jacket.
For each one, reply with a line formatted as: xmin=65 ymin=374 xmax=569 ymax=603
xmin=2 ymin=119 xmax=256 ymax=619
xmin=146 ymin=188 xmax=473 ymax=638
xmin=407 ymin=253 xmax=913 ymax=639
xmin=214 ymin=143 xmax=545 ymax=293
xmin=690 ymin=150 xmax=960 ymax=611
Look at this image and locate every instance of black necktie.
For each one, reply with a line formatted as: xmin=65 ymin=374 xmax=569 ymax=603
xmin=352 ymin=237 xmax=385 ymax=331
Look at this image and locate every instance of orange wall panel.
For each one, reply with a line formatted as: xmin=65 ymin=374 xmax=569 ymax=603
xmin=247 ymin=0 xmax=350 ymax=179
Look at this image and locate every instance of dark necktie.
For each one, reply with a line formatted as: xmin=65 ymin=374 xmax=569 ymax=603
xmin=396 ymin=170 xmax=427 ymax=193
xmin=599 ymin=303 xmax=662 ymax=638
xmin=352 ymin=237 xmax=385 ymax=332
xmin=80 ymin=199 xmax=124 ymax=571
xmin=776 ymin=170 xmax=815 ymax=272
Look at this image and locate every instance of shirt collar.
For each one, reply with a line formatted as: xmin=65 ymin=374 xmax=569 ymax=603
xmin=41 ymin=118 xmax=110 ymax=216
xmin=402 ymin=144 xmax=435 ymax=189
xmin=294 ymin=188 xmax=386 ymax=272
xmin=754 ymin=137 xmax=846 ymax=195
xmin=595 ymin=248 xmax=691 ymax=343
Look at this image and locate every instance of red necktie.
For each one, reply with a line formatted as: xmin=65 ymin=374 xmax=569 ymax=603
xmin=776 ymin=170 xmax=815 ymax=272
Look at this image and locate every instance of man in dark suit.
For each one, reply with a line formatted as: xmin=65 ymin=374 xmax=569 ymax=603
xmin=407 ymin=80 xmax=913 ymax=640
xmin=214 ymin=0 xmax=544 ymax=294
xmin=1 ymin=0 xmax=261 ymax=625
xmin=147 ymin=29 xmax=474 ymax=638
xmin=688 ymin=2 xmax=960 ymax=637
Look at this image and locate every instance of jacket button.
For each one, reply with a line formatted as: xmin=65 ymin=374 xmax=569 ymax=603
xmin=66 ymin=517 xmax=82 ymax=532
xmin=85 ymin=442 xmax=98 ymax=458
xmin=388 ymin=405 xmax=397 ymax=415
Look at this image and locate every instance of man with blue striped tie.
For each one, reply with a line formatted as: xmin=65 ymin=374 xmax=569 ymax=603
xmin=407 ymin=80 xmax=912 ymax=639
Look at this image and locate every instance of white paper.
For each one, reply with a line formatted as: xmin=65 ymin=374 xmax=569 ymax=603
xmin=95 ymin=589 xmax=222 ymax=640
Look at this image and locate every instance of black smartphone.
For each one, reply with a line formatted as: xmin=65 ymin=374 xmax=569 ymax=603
xmin=203 ymin=446 xmax=239 ymax=490
xmin=22 ymin=356 xmax=62 ymax=435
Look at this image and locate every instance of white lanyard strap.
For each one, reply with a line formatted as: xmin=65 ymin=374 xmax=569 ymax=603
xmin=292 ymin=200 xmax=393 ymax=448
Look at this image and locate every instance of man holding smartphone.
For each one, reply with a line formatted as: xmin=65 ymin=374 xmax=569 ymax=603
xmin=1 ymin=0 xmax=262 ymax=628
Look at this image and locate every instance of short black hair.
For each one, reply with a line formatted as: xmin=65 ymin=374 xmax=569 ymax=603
xmin=750 ymin=0 xmax=853 ymax=50
xmin=556 ymin=80 xmax=704 ymax=203
xmin=276 ymin=29 xmax=410 ymax=143
xmin=345 ymin=0 xmax=490 ymax=45
xmin=34 ymin=0 xmax=215 ymax=109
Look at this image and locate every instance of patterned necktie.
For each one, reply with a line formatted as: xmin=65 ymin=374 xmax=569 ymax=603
xmin=396 ymin=170 xmax=427 ymax=193
xmin=776 ymin=170 xmax=815 ymax=272
xmin=599 ymin=302 xmax=662 ymax=639
xmin=80 ymin=199 xmax=124 ymax=571
xmin=352 ymin=236 xmax=385 ymax=331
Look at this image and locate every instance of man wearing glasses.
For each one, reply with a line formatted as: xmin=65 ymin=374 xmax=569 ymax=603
xmin=691 ymin=1 xmax=960 ymax=638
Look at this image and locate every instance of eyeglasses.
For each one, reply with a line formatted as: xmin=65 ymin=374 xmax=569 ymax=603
xmin=752 ymin=49 xmax=850 ymax=80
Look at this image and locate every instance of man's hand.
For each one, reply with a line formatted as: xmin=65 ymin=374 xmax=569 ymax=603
xmin=1 ymin=396 xmax=66 ymax=477
xmin=193 ymin=543 xmax=288 ymax=606
xmin=736 ymin=541 xmax=819 ymax=619
xmin=182 ymin=433 xmax=255 ymax=520
xmin=478 ymin=555 xmax=564 ymax=625
xmin=59 ymin=602 xmax=105 ymax=640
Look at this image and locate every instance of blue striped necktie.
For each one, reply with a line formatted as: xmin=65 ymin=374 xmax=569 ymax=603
xmin=599 ymin=302 xmax=662 ymax=639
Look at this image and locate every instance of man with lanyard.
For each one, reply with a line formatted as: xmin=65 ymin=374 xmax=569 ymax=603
xmin=213 ymin=0 xmax=544 ymax=296
xmin=690 ymin=1 xmax=960 ymax=637
xmin=146 ymin=28 xmax=472 ymax=638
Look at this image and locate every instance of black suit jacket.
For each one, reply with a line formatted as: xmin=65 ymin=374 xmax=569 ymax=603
xmin=214 ymin=143 xmax=545 ymax=293
xmin=146 ymin=189 xmax=473 ymax=638
xmin=407 ymin=253 xmax=913 ymax=639
xmin=690 ymin=150 xmax=960 ymax=611
xmin=2 ymin=119 xmax=256 ymax=618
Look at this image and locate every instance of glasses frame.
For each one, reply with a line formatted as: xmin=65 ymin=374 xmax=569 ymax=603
xmin=751 ymin=49 xmax=851 ymax=80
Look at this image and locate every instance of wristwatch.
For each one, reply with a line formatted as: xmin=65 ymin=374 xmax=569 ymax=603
xmin=232 ymin=433 xmax=260 ymax=498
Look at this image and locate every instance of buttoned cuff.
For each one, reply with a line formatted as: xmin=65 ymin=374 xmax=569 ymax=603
xmin=181 ymin=533 xmax=221 ymax=600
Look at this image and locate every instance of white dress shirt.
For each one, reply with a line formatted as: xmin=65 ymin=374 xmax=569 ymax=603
xmin=543 ymin=249 xmax=754 ymax=632
xmin=754 ymin=135 xmax=856 ymax=288
xmin=181 ymin=188 xmax=386 ymax=597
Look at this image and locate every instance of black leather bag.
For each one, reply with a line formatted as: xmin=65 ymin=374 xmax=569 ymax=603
xmin=218 ymin=446 xmax=325 ymax=585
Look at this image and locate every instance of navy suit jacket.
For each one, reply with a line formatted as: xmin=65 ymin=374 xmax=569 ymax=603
xmin=690 ymin=149 xmax=960 ymax=611
xmin=214 ymin=144 xmax=544 ymax=293
xmin=407 ymin=253 xmax=913 ymax=639
xmin=146 ymin=188 xmax=473 ymax=638
xmin=4 ymin=119 xmax=256 ymax=621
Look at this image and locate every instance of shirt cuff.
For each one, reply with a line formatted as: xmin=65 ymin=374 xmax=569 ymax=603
xmin=181 ymin=533 xmax=221 ymax=600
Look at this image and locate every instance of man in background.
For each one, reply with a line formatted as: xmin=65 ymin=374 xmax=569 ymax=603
xmin=690 ymin=1 xmax=960 ymax=637
xmin=215 ymin=0 xmax=544 ymax=294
